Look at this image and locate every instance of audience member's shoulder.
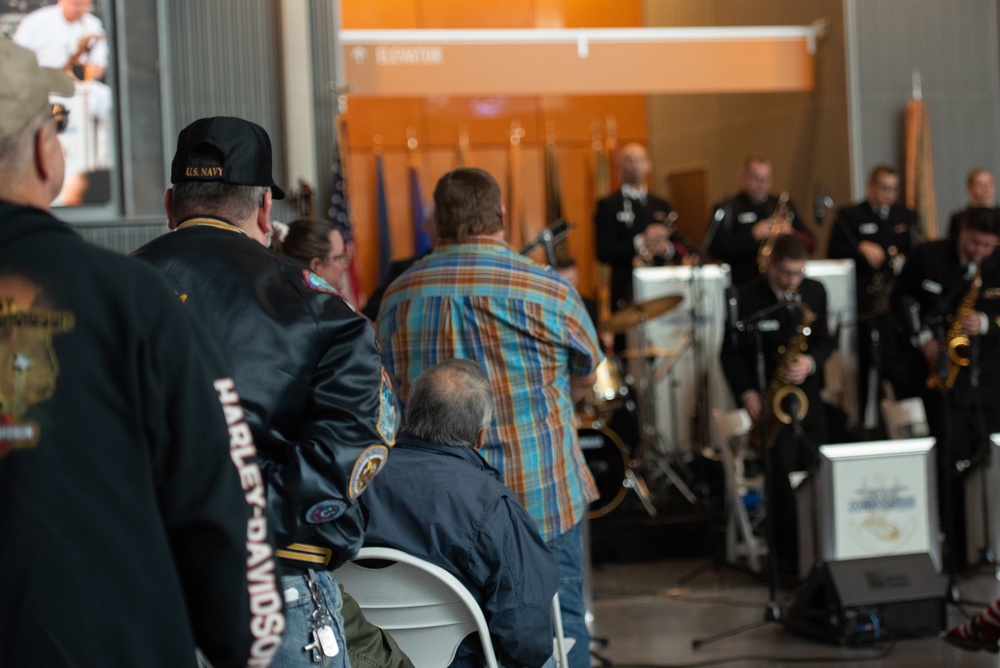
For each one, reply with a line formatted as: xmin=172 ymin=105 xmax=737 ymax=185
xmin=269 ymin=249 xmax=363 ymax=317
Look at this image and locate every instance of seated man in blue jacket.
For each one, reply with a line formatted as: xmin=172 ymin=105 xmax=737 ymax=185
xmin=361 ymin=359 xmax=560 ymax=667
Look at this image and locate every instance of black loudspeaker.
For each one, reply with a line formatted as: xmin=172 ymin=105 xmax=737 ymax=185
xmin=784 ymin=554 xmax=945 ymax=645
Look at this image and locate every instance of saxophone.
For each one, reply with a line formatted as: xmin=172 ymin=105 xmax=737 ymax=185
xmin=927 ymin=262 xmax=981 ymax=391
xmin=756 ymin=192 xmax=791 ymax=274
xmin=748 ymin=297 xmax=813 ymax=454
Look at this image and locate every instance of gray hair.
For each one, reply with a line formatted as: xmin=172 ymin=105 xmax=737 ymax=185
xmin=169 ymin=181 xmax=268 ymax=223
xmin=404 ymin=359 xmax=495 ymax=447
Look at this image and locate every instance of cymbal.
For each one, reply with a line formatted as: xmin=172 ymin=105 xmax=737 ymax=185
xmin=598 ymin=295 xmax=684 ymax=334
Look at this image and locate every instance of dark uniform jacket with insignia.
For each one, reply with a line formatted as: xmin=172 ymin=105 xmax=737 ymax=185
xmin=719 ymin=276 xmax=834 ymax=452
xmin=595 ymin=189 xmax=685 ymax=311
xmin=707 ymin=192 xmax=815 ymax=289
xmin=360 ymin=434 xmax=559 ymax=668
xmin=134 ymin=222 xmax=395 ymax=572
xmin=892 ymin=239 xmax=1000 ymax=399
xmin=0 ymin=204 xmax=275 ymax=667
xmin=828 ymin=201 xmax=918 ymax=316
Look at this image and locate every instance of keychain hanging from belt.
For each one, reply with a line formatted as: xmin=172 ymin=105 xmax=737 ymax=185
xmin=303 ymin=571 xmax=340 ymax=665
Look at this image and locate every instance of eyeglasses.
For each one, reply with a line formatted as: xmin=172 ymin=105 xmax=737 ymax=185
xmin=51 ymin=103 xmax=70 ymax=134
xmin=775 ymin=267 xmax=806 ymax=280
xmin=325 ymin=252 xmax=351 ymax=265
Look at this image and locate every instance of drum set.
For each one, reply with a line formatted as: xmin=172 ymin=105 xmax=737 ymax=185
xmin=578 ymin=294 xmax=696 ymax=519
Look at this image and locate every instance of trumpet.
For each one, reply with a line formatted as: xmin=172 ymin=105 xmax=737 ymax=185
xmin=633 ymin=212 xmax=678 ymax=268
xmin=756 ymin=192 xmax=791 ymax=274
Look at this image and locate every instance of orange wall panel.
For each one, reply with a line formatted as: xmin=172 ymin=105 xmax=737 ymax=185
xmin=534 ymin=0 xmax=643 ymax=27
xmin=422 ymin=96 xmax=540 ymax=148
xmin=539 ymin=95 xmax=646 ymax=144
xmin=345 ymin=98 xmax=424 ymax=149
xmin=418 ymin=0 xmax=535 ymax=28
xmin=342 ymin=0 xmax=418 ymax=29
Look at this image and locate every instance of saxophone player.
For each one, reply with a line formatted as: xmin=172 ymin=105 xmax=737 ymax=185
xmin=706 ymin=156 xmax=815 ymax=289
xmin=720 ymin=234 xmax=834 ymax=574
xmin=891 ymin=207 xmax=1000 ymax=572
xmin=828 ymin=165 xmax=919 ymax=432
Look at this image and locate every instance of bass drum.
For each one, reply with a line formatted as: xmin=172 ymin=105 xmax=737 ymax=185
xmin=578 ymin=426 xmax=630 ymax=519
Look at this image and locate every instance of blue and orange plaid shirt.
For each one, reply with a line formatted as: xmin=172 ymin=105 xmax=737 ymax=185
xmin=376 ymin=237 xmax=602 ymax=540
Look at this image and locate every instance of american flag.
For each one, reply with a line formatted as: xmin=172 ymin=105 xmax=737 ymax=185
xmin=328 ymin=117 xmax=362 ymax=307
xmin=374 ymin=152 xmax=392 ymax=284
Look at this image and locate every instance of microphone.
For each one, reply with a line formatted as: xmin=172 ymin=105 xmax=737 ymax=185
xmin=901 ymin=297 xmax=923 ymax=337
xmin=782 ymin=393 xmax=800 ymax=422
xmin=726 ymin=285 xmax=740 ymax=346
xmin=519 ymin=219 xmax=573 ymax=256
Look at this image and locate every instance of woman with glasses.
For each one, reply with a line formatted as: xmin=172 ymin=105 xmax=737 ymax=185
xmin=281 ymin=217 xmax=351 ymax=291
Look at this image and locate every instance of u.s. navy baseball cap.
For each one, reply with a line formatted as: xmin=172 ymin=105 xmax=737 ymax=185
xmin=170 ymin=116 xmax=286 ymax=199
xmin=0 ymin=38 xmax=74 ymax=142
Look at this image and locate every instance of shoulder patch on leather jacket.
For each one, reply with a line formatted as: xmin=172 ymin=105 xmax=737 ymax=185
xmin=378 ymin=368 xmax=396 ymax=446
xmin=305 ymin=500 xmax=344 ymax=524
xmin=302 ymin=269 xmax=338 ymax=295
xmin=349 ymin=445 xmax=388 ymax=499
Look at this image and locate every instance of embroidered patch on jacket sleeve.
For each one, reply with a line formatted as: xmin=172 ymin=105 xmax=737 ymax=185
xmin=349 ymin=445 xmax=388 ymax=500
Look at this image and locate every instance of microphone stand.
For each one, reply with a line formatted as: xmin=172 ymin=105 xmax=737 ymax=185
xmin=519 ymin=219 xmax=573 ymax=266
xmin=692 ymin=303 xmax=785 ymax=649
xmin=967 ymin=336 xmax=997 ymax=571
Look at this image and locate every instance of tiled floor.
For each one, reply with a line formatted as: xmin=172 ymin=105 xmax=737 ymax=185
xmin=588 ymin=557 xmax=1000 ymax=667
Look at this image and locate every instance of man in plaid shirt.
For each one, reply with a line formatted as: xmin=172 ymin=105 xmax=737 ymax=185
xmin=378 ymin=168 xmax=602 ymax=668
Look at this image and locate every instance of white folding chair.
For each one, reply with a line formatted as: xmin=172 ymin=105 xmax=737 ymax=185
xmin=551 ymin=592 xmax=570 ymax=668
xmin=335 ymin=546 xmax=499 ymax=668
xmin=880 ymin=397 xmax=930 ymax=440
xmin=711 ymin=408 xmax=769 ymax=572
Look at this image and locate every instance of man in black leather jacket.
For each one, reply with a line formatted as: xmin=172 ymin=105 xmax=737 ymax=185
xmin=133 ymin=117 xmax=404 ymax=668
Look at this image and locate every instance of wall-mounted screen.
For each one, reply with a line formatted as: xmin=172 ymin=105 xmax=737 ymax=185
xmin=2 ymin=0 xmax=115 ymax=209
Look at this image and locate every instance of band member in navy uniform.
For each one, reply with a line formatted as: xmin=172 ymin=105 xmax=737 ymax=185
xmin=828 ymin=164 xmax=919 ymax=430
xmin=595 ymin=143 xmax=688 ymax=314
xmin=892 ymin=207 xmax=1000 ymax=573
xmin=707 ymin=156 xmax=815 ymax=289
xmin=721 ymin=234 xmax=833 ymax=573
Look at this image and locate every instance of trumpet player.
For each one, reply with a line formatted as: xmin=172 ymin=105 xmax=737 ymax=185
xmin=892 ymin=207 xmax=1000 ymax=573
xmin=595 ymin=143 xmax=689 ymax=314
xmin=828 ymin=165 xmax=919 ymax=432
xmin=707 ymin=156 xmax=815 ymax=288
xmin=720 ymin=234 xmax=833 ymax=575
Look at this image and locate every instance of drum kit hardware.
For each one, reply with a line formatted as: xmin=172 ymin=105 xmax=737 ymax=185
xmin=580 ymin=293 xmax=698 ymax=518
xmin=597 ymin=295 xmax=684 ymax=335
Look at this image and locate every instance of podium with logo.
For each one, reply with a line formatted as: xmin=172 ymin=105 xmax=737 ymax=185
xmin=787 ymin=438 xmax=945 ymax=643
xmin=804 ymin=438 xmax=939 ymax=568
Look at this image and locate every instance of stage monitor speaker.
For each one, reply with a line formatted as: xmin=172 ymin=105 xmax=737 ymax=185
xmin=784 ymin=553 xmax=944 ymax=645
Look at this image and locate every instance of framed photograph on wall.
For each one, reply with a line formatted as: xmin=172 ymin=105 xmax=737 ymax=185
xmin=1 ymin=0 xmax=116 ymax=211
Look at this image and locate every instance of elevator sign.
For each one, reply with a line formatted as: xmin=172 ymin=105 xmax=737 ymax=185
xmin=340 ymin=25 xmax=823 ymax=97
